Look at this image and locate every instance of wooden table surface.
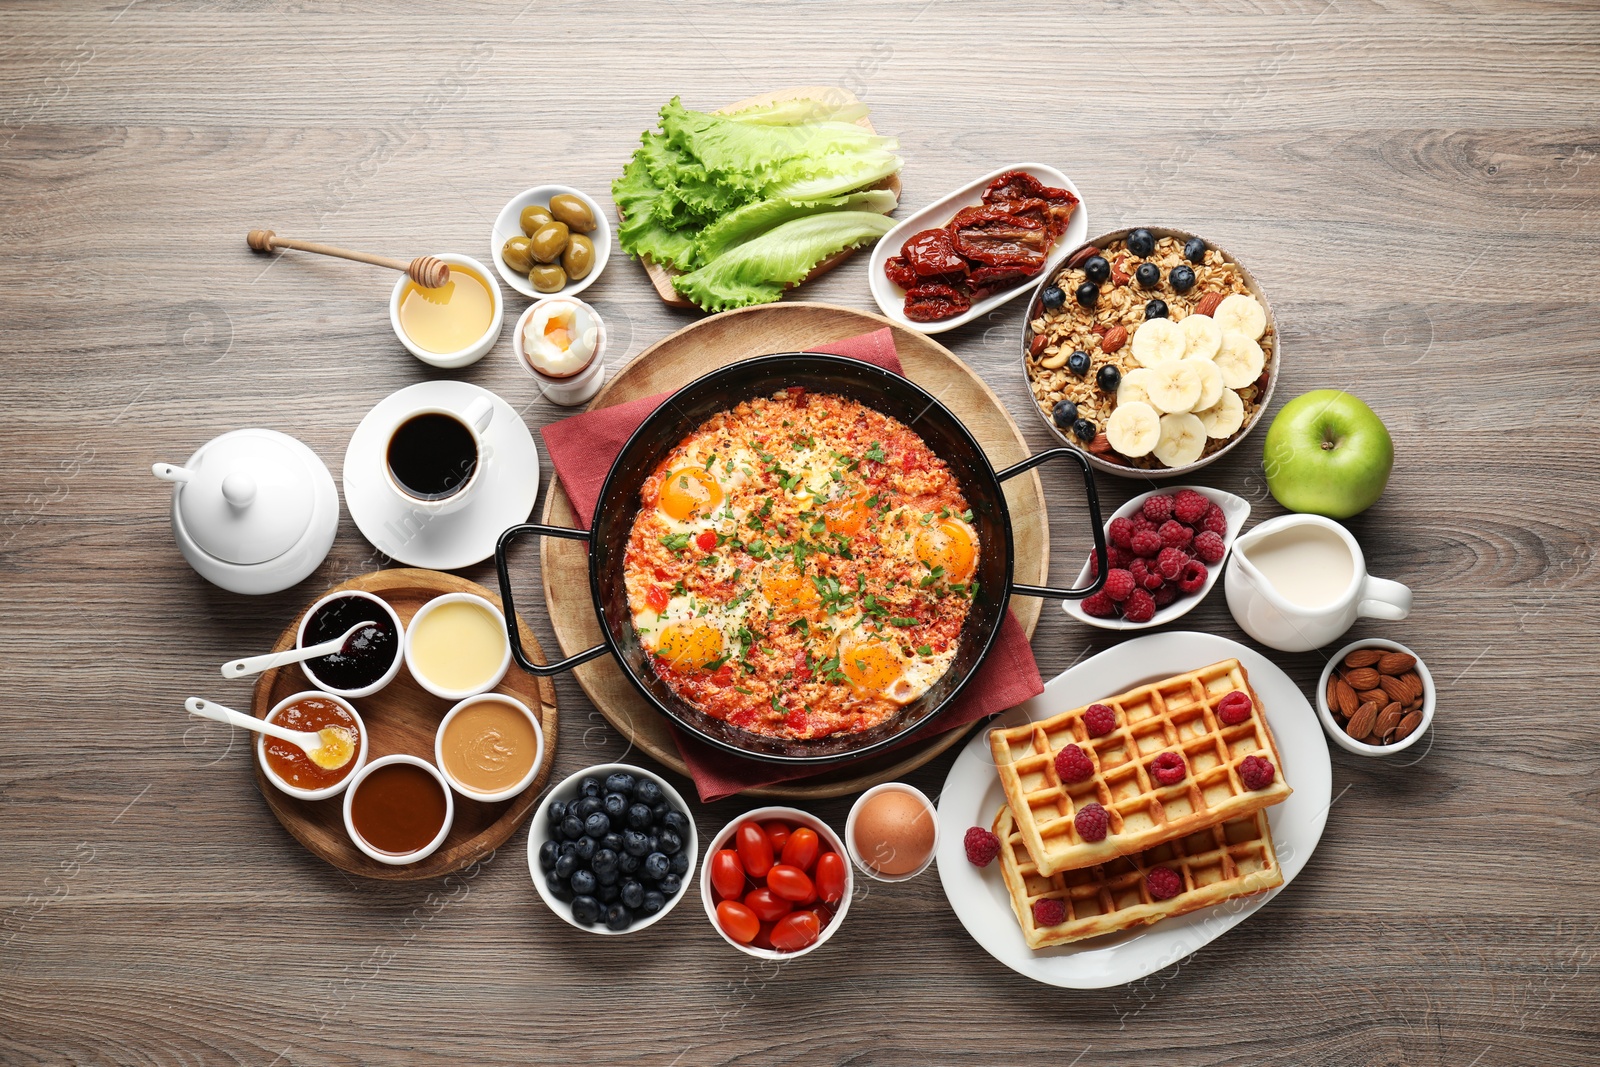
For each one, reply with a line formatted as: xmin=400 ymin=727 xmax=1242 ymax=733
xmin=4 ymin=3 xmax=1597 ymax=1064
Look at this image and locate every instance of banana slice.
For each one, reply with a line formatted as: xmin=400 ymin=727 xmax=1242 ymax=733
xmin=1145 ymin=360 xmax=1203 ymax=414
xmin=1213 ymin=293 xmax=1267 ymax=340
xmin=1154 ymin=412 xmax=1207 ymax=468
xmin=1193 ymin=356 xmax=1224 ymax=411
xmin=1179 ymin=313 xmax=1223 ymax=361
xmin=1117 ymin=367 xmax=1155 ymax=407
xmin=1195 ymin=388 xmax=1244 ymax=438
xmin=1105 ymin=401 xmax=1161 ymax=458
xmin=1130 ymin=317 xmax=1186 ymax=367
xmin=1214 ymin=331 xmax=1265 ymax=388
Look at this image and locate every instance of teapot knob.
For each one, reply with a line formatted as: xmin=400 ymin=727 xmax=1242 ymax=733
xmin=221 ymin=471 xmax=257 ymax=508
xmin=152 ymin=463 xmax=193 ymax=484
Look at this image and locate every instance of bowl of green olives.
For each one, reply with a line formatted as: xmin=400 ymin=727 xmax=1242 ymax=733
xmin=491 ymin=185 xmax=610 ymax=301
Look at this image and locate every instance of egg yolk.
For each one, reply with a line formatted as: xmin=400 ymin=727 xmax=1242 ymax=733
xmin=657 ymin=466 xmax=723 ymax=521
xmin=915 ymin=517 xmax=977 ymax=582
xmin=655 ymin=620 xmax=724 ymax=671
xmin=824 ymin=497 xmax=869 ymax=537
xmin=841 ymin=637 xmax=913 ymax=703
xmin=760 ymin=566 xmax=819 ymax=615
xmin=542 ymin=315 xmax=573 ymax=350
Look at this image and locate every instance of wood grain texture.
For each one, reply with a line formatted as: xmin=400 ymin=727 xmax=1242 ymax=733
xmin=1 ymin=2 xmax=1598 ymax=1065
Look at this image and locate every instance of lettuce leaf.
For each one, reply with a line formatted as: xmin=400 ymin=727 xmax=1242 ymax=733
xmin=724 ymin=97 xmax=870 ymax=126
xmin=672 ymin=211 xmax=895 ymax=312
xmin=693 ymin=188 xmax=898 ymax=265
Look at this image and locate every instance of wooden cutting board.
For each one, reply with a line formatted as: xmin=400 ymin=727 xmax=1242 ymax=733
xmin=532 ymin=302 xmax=1048 ymax=799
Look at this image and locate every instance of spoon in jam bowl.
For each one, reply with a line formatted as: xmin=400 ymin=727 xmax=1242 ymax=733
xmin=220 ymin=622 xmax=376 ymax=681
xmin=184 ymin=697 xmax=356 ymax=771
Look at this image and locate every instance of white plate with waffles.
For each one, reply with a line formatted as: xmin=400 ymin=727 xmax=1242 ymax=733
xmin=935 ymin=631 xmax=1331 ymax=988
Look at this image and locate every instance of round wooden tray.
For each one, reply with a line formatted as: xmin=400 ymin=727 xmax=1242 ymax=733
xmin=250 ymin=568 xmax=559 ymax=880
xmin=537 ymin=302 xmax=1048 ymax=799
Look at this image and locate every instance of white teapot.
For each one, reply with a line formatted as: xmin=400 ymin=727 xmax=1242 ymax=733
xmin=153 ymin=429 xmax=340 ymax=595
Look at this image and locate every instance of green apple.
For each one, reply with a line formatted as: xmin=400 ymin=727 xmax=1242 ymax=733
xmin=1262 ymin=390 xmax=1393 ymax=518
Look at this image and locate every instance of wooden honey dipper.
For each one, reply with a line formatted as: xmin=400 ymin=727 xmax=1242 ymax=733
xmin=246 ymin=230 xmax=450 ymax=288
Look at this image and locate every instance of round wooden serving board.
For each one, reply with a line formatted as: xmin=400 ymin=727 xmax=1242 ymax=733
xmin=250 ymin=569 xmax=559 ymax=881
xmin=537 ymin=302 xmax=1048 ymax=799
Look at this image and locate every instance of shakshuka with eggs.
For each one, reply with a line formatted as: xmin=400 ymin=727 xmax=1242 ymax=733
xmin=624 ymin=388 xmax=980 ymax=741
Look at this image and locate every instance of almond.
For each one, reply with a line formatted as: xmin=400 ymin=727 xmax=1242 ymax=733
xmin=1343 ymin=649 xmax=1383 ymax=669
xmin=1111 ymin=259 xmax=1132 ymax=286
xmin=1399 ymin=670 xmax=1424 ymax=701
xmin=1395 ymin=711 xmax=1423 ymax=741
xmin=1333 ymin=678 xmax=1359 ymax=718
xmin=1088 ymin=432 xmax=1114 ymax=455
xmin=1377 ymin=652 xmax=1416 ymax=675
xmin=1101 ymin=325 xmax=1129 ymax=353
xmin=1358 ymin=688 xmax=1388 ymax=706
xmin=1091 ymin=324 xmax=1110 ymax=337
xmin=1064 ymin=244 xmax=1101 ymax=271
xmin=1379 ymin=675 xmax=1410 ymax=703
xmin=1030 ymin=333 xmax=1047 ymax=357
xmin=1341 ymin=667 xmax=1380 ymax=691
xmin=1326 ymin=676 xmax=1340 ymax=712
xmin=1346 ymin=702 xmax=1378 ymax=739
xmin=1376 ymin=704 xmax=1404 ymax=737
xmin=1193 ymin=292 xmax=1225 ymax=317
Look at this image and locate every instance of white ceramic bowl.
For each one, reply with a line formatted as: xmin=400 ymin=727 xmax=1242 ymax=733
xmin=255 ymin=690 xmax=369 ymax=802
xmin=341 ymin=754 xmax=454 ymax=865
xmin=388 ymin=253 xmax=504 ymax=369
xmin=403 ymin=592 xmax=511 ymax=701
xmin=1316 ymin=638 xmax=1435 ymax=757
xmin=433 ymin=693 xmax=544 ymax=803
xmin=867 ymin=162 xmax=1087 ymax=335
xmin=490 ymin=185 xmax=612 ymax=301
xmin=844 ymin=783 xmax=938 ymax=883
xmin=1062 ymin=486 xmax=1250 ymax=631
xmin=700 ymin=806 xmax=853 ymax=960
xmin=295 ymin=589 xmax=404 ymax=699
xmin=527 ymin=763 xmax=698 ymax=936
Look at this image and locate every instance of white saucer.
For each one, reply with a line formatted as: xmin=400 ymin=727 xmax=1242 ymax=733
xmin=343 ymin=381 xmax=540 ymax=570
xmin=935 ymin=630 xmax=1332 ymax=989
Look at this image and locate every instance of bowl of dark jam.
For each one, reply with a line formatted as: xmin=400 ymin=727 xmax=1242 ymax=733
xmin=296 ymin=590 xmax=404 ymax=698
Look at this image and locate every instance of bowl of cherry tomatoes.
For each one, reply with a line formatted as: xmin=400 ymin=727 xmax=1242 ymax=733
xmin=700 ymin=806 xmax=853 ymax=959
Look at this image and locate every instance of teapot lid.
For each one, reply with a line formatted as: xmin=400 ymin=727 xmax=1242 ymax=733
xmin=173 ymin=430 xmax=318 ymax=565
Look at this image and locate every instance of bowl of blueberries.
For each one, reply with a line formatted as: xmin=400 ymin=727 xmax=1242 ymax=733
xmin=528 ymin=763 xmax=698 ymax=934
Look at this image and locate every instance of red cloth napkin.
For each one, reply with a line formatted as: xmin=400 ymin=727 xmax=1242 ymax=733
xmin=541 ymin=328 xmax=1044 ymax=801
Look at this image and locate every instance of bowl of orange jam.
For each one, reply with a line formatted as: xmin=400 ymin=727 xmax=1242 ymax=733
xmin=256 ymin=691 xmax=369 ymax=802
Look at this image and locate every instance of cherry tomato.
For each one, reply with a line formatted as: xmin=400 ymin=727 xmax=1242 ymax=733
xmin=695 ymin=530 xmax=717 ymax=552
xmin=710 ymin=849 xmax=746 ymax=900
xmin=769 ymin=910 xmax=821 ymax=953
xmin=716 ymin=900 xmax=759 ymax=944
xmin=736 ymin=821 xmax=774 ymax=878
xmin=810 ymin=903 xmax=834 ymax=927
xmin=815 ymin=851 xmax=846 ymax=905
xmin=780 ymin=827 xmax=819 ymax=872
xmin=743 ymin=886 xmax=792 ymax=923
xmin=766 ymin=863 xmax=816 ymax=904
xmin=751 ymin=921 xmax=776 ymax=951
xmin=761 ymin=820 xmax=791 ymax=855
xmin=645 ymin=584 xmax=670 ymax=612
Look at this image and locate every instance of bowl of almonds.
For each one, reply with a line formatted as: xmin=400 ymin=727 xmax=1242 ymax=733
xmin=1316 ymin=639 xmax=1434 ymax=756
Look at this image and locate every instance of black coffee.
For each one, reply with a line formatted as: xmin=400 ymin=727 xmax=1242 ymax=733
xmin=386 ymin=412 xmax=478 ymax=500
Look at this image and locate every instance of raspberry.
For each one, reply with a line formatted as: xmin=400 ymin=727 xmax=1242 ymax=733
xmin=1146 ymin=865 xmax=1183 ymax=901
xmin=1138 ymin=561 xmax=1164 ymax=590
xmin=1081 ymin=591 xmax=1117 ymax=618
xmin=1141 ymin=494 xmax=1174 ymax=523
xmin=1032 ymin=897 xmax=1066 ymax=927
xmin=1054 ymin=744 xmax=1095 ymax=783
xmin=1121 ymin=588 xmax=1156 ymax=623
xmin=964 ymin=826 xmax=1001 ymax=867
xmin=1074 ymin=802 xmax=1110 ymax=842
xmin=1217 ymin=690 xmax=1253 ymax=725
xmin=1131 ymin=530 xmax=1164 ymax=558
xmin=1159 ymin=519 xmax=1194 ymax=549
xmin=1128 ymin=557 xmax=1149 ymax=582
xmin=1083 ymin=703 xmax=1117 ymax=736
xmin=1156 ymin=546 xmax=1189 ymax=580
xmin=1239 ymin=754 xmax=1276 ymax=790
xmin=1085 ymin=551 xmax=1099 ymax=580
xmin=1177 ymin=559 xmax=1208 ymax=595
xmin=1150 ymin=751 xmax=1186 ymax=786
xmin=1173 ymin=489 xmax=1210 ymax=525
xmin=1108 ymin=543 xmax=1135 ymax=569
xmin=1104 ymin=568 xmax=1136 ymax=602
xmin=1193 ymin=530 xmax=1227 ymax=565
xmin=1151 ymin=582 xmax=1178 ymax=607
xmin=1131 ymin=514 xmax=1157 ymax=536
xmin=1108 ymin=516 xmax=1135 ymax=549
xmin=1201 ymin=503 xmax=1227 ymax=536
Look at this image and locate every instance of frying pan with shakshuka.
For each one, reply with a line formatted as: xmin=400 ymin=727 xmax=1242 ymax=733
xmin=494 ymin=353 xmax=1107 ymax=765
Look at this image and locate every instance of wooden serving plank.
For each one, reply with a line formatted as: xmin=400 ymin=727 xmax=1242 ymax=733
xmin=628 ymin=86 xmax=903 ymax=308
xmin=533 ymin=302 xmax=1047 ymax=799
xmin=249 ymin=568 xmax=558 ymax=881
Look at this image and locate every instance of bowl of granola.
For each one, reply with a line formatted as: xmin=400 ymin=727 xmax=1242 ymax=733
xmin=1020 ymin=227 xmax=1278 ymax=477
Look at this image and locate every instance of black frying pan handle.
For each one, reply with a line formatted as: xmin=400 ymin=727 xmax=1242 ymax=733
xmin=996 ymin=447 xmax=1108 ymax=599
xmin=495 ymin=522 xmax=610 ymax=676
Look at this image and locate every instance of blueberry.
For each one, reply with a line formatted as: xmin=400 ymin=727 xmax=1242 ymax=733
xmin=1127 ymin=228 xmax=1155 ymax=257
xmin=559 ymin=840 xmax=577 ymax=856
xmin=618 ymin=851 xmax=641 ymax=875
xmin=598 ymin=882 xmax=620 ymax=904
xmin=1067 ymin=350 xmax=1091 ymax=377
xmin=538 ymin=840 xmax=560 ymax=872
xmin=621 ymin=880 xmax=645 ymax=909
xmin=547 ymin=800 xmax=567 ymax=827
xmin=1183 ymin=237 xmax=1207 ymax=264
xmin=604 ymin=904 xmax=633 ymax=932
xmin=643 ymin=852 xmax=671 ymax=881
xmin=1170 ymin=265 xmax=1196 ymax=293
xmin=584 ymin=812 xmax=610 ymax=839
xmin=1083 ymin=255 xmax=1110 ymax=284
xmin=605 ymin=772 xmax=636 ymax=795
xmin=603 ymin=792 xmax=628 ymax=820
xmin=592 ymin=848 xmax=619 ymax=877
xmin=571 ymin=895 xmax=602 ymax=925
xmin=554 ymin=852 xmax=578 ymax=880
xmin=547 ymin=875 xmax=576 ymax=903
xmin=669 ymin=850 xmax=690 ymax=876
xmin=1041 ymin=285 xmax=1066 ymax=310
xmin=662 ymin=810 xmax=690 ymax=836
xmin=578 ymin=777 xmax=601 ymax=798
xmin=601 ymin=832 xmax=624 ymax=854
xmin=641 ymin=890 xmax=667 ymax=915
xmin=647 ymin=834 xmax=660 ymax=854
xmin=570 ymin=869 xmax=597 ymax=896
xmin=1097 ymin=364 xmax=1122 ymax=392
xmin=1075 ymin=281 xmax=1099 ymax=308
xmin=1135 ymin=263 xmax=1160 ymax=289
xmin=634 ymin=779 xmax=663 ymax=806
xmin=622 ymin=830 xmax=651 ymax=857
xmin=659 ymin=873 xmax=683 ymax=897
xmin=650 ymin=801 xmax=670 ymax=823
xmin=657 ymin=829 xmax=682 ymax=856
xmin=1072 ymin=418 xmax=1097 ymax=444
xmin=560 ymin=815 xmax=584 ymax=841
xmin=595 ymin=865 xmax=619 ymax=887
xmin=627 ymin=803 xmax=653 ymax=831
xmin=1052 ymin=400 xmax=1078 ymax=429
xmin=574 ymin=796 xmax=604 ymax=819
xmin=1145 ymin=299 xmax=1169 ymax=319
xmin=572 ymin=835 xmax=596 ymax=861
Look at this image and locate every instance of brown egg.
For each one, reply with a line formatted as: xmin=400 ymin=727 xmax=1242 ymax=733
xmin=851 ymin=788 xmax=935 ymax=876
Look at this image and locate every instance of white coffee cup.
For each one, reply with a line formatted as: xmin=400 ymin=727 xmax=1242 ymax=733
xmin=382 ymin=395 xmax=495 ymax=516
xmin=1224 ymin=514 xmax=1411 ymax=653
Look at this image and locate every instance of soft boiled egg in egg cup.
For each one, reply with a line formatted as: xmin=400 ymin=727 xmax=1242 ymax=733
xmin=514 ymin=297 xmax=606 ymax=406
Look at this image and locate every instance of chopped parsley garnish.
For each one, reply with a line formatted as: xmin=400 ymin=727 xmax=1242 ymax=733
xmin=962 ymin=509 xmax=973 ymax=522
xmin=917 ymin=644 xmax=933 ymax=656
xmin=660 ymin=533 xmax=691 ymax=553
xmin=890 ymin=616 xmax=919 ymax=627
xmin=865 ymin=442 xmax=887 ymax=463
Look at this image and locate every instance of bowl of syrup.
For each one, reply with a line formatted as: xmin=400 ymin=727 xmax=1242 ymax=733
xmin=342 ymin=754 xmax=455 ymax=866
xmin=296 ymin=590 xmax=404 ymax=699
xmin=389 ymin=253 xmax=503 ymax=370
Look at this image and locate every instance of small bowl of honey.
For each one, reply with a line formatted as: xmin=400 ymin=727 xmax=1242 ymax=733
xmin=389 ymin=253 xmax=503 ymax=369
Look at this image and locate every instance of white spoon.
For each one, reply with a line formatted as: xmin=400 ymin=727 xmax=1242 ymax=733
xmin=185 ymin=697 xmax=356 ymax=770
xmin=220 ymin=622 xmax=375 ymax=680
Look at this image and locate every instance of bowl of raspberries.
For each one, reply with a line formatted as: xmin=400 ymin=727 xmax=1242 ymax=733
xmin=1064 ymin=486 xmax=1249 ymax=630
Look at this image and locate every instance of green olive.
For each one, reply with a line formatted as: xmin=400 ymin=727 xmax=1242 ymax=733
xmin=519 ymin=205 xmax=556 ymax=237
xmin=548 ymin=193 xmax=596 ymax=233
xmin=528 ymin=263 xmax=567 ymax=293
xmin=562 ymin=233 xmax=595 ymax=281
xmin=529 ymin=220 xmax=570 ymax=263
xmin=501 ymin=235 xmax=534 ymax=274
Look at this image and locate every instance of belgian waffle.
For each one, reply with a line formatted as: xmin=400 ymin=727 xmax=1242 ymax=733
xmin=989 ymin=659 xmax=1292 ymax=875
xmin=994 ymin=803 xmax=1284 ymax=949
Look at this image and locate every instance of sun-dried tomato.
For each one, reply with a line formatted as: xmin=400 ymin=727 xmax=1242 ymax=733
xmin=948 ymin=206 xmax=1049 ymax=270
xmin=901 ymin=227 xmax=969 ymax=277
xmin=983 ymin=170 xmax=1080 ymax=237
xmin=967 ymin=262 xmax=1041 ymax=299
xmin=902 ymin=283 xmax=970 ymax=322
xmin=883 ymin=255 xmax=919 ymax=290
